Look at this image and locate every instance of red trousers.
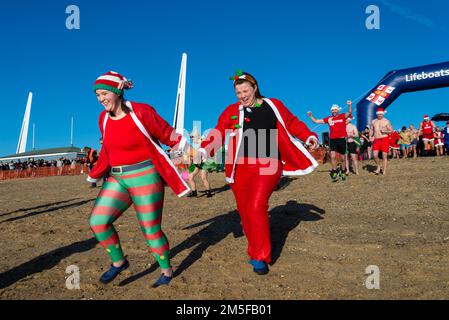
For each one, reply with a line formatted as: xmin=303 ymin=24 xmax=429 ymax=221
xmin=231 ymin=157 xmax=281 ymax=264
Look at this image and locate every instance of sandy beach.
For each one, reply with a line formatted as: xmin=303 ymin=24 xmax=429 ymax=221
xmin=1 ymin=157 xmax=448 ymax=300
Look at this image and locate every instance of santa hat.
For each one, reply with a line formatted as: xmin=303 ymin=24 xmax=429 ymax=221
xmin=330 ymin=104 xmax=341 ymax=112
xmin=376 ymin=108 xmax=386 ymax=115
xmin=94 ymin=71 xmax=133 ymax=96
xmin=423 ymin=115 xmax=430 ymax=120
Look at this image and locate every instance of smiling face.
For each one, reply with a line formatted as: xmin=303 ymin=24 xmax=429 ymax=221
xmin=95 ymin=89 xmax=121 ymax=113
xmin=235 ymin=82 xmax=257 ymax=107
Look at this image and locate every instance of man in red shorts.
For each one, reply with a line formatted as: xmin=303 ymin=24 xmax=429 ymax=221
xmin=308 ymin=100 xmax=352 ymax=182
xmin=370 ymin=108 xmax=393 ymax=175
xmin=419 ymin=115 xmax=436 ymax=156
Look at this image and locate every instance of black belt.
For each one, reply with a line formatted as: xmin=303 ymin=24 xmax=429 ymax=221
xmin=111 ymin=160 xmax=153 ymax=174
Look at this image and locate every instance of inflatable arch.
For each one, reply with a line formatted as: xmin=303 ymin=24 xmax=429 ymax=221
xmin=356 ymin=61 xmax=449 ymax=131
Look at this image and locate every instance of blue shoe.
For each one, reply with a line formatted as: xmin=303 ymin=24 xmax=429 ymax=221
xmin=99 ymin=260 xmax=129 ymax=284
xmin=152 ymin=274 xmax=173 ymax=288
xmin=249 ymin=259 xmax=269 ymax=275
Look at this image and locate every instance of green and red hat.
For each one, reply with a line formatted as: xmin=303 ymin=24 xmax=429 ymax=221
xmin=93 ymin=71 xmax=133 ymax=95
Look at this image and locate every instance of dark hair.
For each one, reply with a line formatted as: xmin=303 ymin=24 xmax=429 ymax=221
xmin=120 ymin=101 xmax=131 ymax=114
xmin=402 ymin=126 xmax=407 ymax=131
xmin=234 ymin=72 xmax=264 ymax=99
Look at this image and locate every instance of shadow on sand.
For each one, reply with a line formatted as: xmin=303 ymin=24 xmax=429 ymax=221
xmin=119 ymin=200 xmax=324 ymax=286
xmin=0 ymin=238 xmax=97 ymax=289
xmin=0 ymin=199 xmax=95 ymax=224
xmin=0 ymin=198 xmax=80 ymax=217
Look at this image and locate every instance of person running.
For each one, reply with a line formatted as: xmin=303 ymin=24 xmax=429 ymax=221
xmin=398 ymin=126 xmax=412 ymax=159
xmin=388 ymin=130 xmax=401 ymax=159
xmin=187 ymin=132 xmax=212 ymax=198
xmin=85 ymin=147 xmax=98 ymax=187
xmin=434 ymin=127 xmax=444 ymax=156
xmin=444 ymin=121 xmax=449 ymax=156
xmin=409 ymin=124 xmax=419 ymax=159
xmin=307 ymin=100 xmax=352 ymax=182
xmin=370 ymin=108 xmax=393 ymax=175
xmin=359 ymin=126 xmax=372 ymax=160
xmin=419 ymin=115 xmax=436 ymax=156
xmin=87 ymin=71 xmax=194 ymax=287
xmin=199 ymin=71 xmax=319 ymax=275
xmin=345 ymin=116 xmax=359 ymax=175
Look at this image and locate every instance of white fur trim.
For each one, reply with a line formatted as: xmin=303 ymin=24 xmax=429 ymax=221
xmin=87 ymin=176 xmax=98 ymax=183
xmin=226 ymin=177 xmax=235 ymax=183
xmin=177 ymin=188 xmax=191 ymax=198
xmin=228 ymin=105 xmax=244 ymax=182
xmin=102 ymin=113 xmax=108 ymax=138
xmin=198 ymin=148 xmax=207 ymax=157
xmin=305 ymin=136 xmax=318 ymax=146
xmin=282 ymin=166 xmax=316 ymax=176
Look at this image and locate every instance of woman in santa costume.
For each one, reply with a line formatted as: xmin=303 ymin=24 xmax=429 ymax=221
xmin=434 ymin=127 xmax=444 ymax=156
xmin=87 ymin=71 xmax=192 ymax=287
xmin=199 ymin=71 xmax=319 ymax=275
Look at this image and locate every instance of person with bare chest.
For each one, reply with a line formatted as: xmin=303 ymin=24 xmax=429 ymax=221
xmin=370 ymin=108 xmax=393 ymax=175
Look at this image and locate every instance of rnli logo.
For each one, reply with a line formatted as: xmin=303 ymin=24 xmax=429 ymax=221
xmin=366 ymin=85 xmax=395 ymax=106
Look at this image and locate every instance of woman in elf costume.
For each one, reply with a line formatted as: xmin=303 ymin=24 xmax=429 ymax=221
xmin=199 ymin=71 xmax=319 ymax=275
xmin=88 ymin=71 xmax=193 ymax=287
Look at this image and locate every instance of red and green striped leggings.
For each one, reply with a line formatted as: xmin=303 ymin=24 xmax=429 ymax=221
xmin=89 ymin=162 xmax=171 ymax=269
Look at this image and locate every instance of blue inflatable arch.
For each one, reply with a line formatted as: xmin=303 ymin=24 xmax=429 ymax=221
xmin=357 ymin=61 xmax=449 ymax=131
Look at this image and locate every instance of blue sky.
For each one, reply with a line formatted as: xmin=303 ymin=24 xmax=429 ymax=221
xmin=1 ymin=0 xmax=449 ymax=156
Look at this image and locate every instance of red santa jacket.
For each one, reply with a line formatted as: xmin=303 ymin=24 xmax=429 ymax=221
xmin=88 ymin=101 xmax=190 ymax=197
xmin=199 ymin=98 xmax=319 ymax=183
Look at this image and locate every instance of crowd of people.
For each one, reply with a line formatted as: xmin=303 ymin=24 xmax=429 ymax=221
xmin=0 ymin=157 xmax=85 ymax=171
xmin=312 ymin=106 xmax=449 ymax=179
xmin=358 ymin=117 xmax=449 ymax=161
